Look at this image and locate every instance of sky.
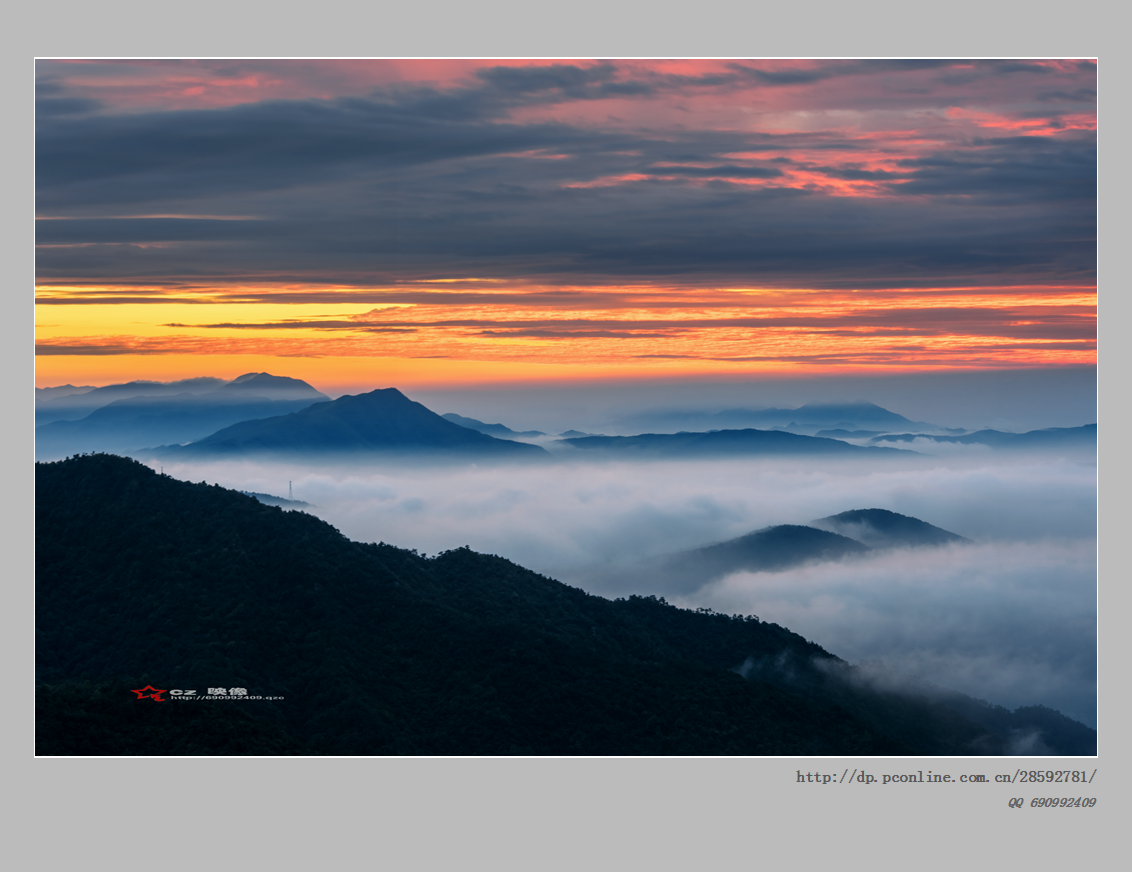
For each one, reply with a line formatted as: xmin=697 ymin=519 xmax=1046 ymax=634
xmin=35 ymin=59 xmax=1096 ymax=394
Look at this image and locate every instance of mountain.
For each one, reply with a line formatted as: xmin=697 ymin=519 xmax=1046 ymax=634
xmin=872 ymin=430 xmax=1017 ymax=446
xmin=777 ymin=402 xmax=921 ymax=428
xmin=638 ymin=510 xmax=968 ymax=595
xmin=35 ymin=384 xmax=96 ymax=402
xmin=36 ymin=454 xmax=1095 ymax=755
xmin=996 ymin=424 xmax=1097 ymax=449
xmin=35 ymin=393 xmax=328 ymax=461
xmin=815 ymin=429 xmax=884 ymax=439
xmin=34 ymin=373 xmax=327 ymax=428
xmin=35 ymin=377 xmax=229 ymax=425
xmin=810 ymin=509 xmax=968 ymax=549
xmin=615 ymin=401 xmax=938 ymax=436
xmin=871 ymin=424 xmax=1096 ymax=451
xmin=659 ymin=525 xmax=870 ymax=589
xmin=216 ymin=372 xmax=329 ymax=402
xmin=554 ymin=429 xmax=911 ymax=458
xmin=152 ymin=388 xmax=547 ymax=460
xmin=442 ymin=413 xmax=546 ymax=439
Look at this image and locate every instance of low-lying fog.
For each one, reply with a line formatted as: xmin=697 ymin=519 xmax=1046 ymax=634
xmin=149 ymin=449 xmax=1097 ymax=726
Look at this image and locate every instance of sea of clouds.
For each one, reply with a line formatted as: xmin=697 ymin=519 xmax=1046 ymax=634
xmin=149 ymin=449 xmax=1097 ymax=726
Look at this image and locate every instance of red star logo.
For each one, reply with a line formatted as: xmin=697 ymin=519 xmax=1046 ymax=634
xmin=130 ymin=685 xmax=168 ymax=701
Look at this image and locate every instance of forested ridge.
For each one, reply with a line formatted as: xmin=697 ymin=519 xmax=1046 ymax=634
xmin=36 ymin=454 xmax=1095 ymax=755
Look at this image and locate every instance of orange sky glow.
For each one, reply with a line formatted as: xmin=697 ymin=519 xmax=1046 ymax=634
xmin=35 ymin=281 xmax=1095 ymax=392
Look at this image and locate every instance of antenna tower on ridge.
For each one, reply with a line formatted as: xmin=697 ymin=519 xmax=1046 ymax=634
xmin=289 ymin=481 xmax=293 ymax=501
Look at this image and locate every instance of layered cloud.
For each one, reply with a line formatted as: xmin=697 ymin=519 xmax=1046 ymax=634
xmin=691 ymin=540 xmax=1097 ymax=726
xmin=38 ymin=59 xmax=1095 ymax=288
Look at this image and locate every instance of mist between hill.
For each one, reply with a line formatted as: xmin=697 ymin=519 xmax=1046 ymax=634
xmin=145 ymin=451 xmax=1096 ymax=727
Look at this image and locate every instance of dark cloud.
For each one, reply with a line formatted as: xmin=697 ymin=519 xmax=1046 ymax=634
xmin=729 ymin=59 xmax=955 ymax=87
xmin=35 ymin=62 xmax=1096 ymax=289
xmin=893 ymin=135 xmax=1096 ymax=202
xmin=36 ymin=217 xmax=269 ymax=244
xmin=162 ymin=308 xmax=1094 ymax=345
xmin=644 ymin=164 xmax=783 ymax=179
xmin=475 ymin=62 xmax=655 ymax=100
xmin=1036 ymin=88 xmax=1097 ymax=102
xmin=34 ymin=295 xmax=214 ymax=305
xmin=35 ymin=97 xmax=104 ymax=117
xmin=474 ymin=329 xmax=672 ymax=339
xmin=809 ymin=165 xmax=905 ymax=181
xmin=34 ymin=343 xmax=169 ymax=355
xmin=163 ymin=321 xmax=419 ymax=333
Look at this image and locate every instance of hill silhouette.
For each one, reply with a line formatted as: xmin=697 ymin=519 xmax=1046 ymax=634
xmin=659 ymin=525 xmax=870 ymax=588
xmin=555 ymin=429 xmax=911 ymax=458
xmin=35 ymin=384 xmax=96 ymax=402
xmin=36 ymin=455 xmax=1095 ymax=755
xmin=152 ymin=388 xmax=547 ymax=460
xmin=644 ymin=511 xmax=967 ymax=593
xmin=615 ymin=401 xmax=938 ymax=436
xmin=442 ymin=413 xmax=546 ymax=439
xmin=36 ymin=373 xmax=327 ymax=426
xmin=775 ymin=401 xmax=919 ymax=428
xmin=810 ymin=509 xmax=968 ymax=549
xmin=217 ymin=372 xmax=327 ymax=401
xmin=815 ymin=429 xmax=884 ymax=439
xmin=36 ymin=377 xmax=229 ymax=426
xmin=871 ymin=424 xmax=1096 ymax=450
xmin=35 ymin=393 xmax=326 ymax=460
xmin=35 ymin=373 xmax=332 ymax=459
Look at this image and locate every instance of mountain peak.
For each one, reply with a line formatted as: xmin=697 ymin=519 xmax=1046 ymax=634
xmin=810 ymin=508 xmax=967 ymax=548
xmin=220 ymin=373 xmax=327 ymax=400
xmin=159 ymin=387 xmax=546 ymax=459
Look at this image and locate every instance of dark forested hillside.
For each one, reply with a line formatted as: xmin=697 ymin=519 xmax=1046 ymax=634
xmin=36 ymin=454 xmax=1095 ymax=756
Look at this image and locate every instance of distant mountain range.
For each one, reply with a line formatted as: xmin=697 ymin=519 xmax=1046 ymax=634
xmin=35 ymin=378 xmax=1096 ymax=465
xmin=36 ymin=376 xmax=231 ymax=425
xmin=870 ymin=424 xmax=1096 ymax=450
xmin=441 ymin=413 xmax=546 ymax=439
xmin=36 ymin=455 xmax=1094 ymax=755
xmin=35 ymin=373 xmax=330 ymax=461
xmin=652 ymin=509 xmax=967 ymax=592
xmin=553 ymin=429 xmax=912 ymax=458
xmin=815 ymin=429 xmax=885 ymax=439
xmin=149 ymin=388 xmax=547 ymax=460
xmin=35 ymin=384 xmax=97 ymax=402
xmin=614 ymin=401 xmax=941 ymax=436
